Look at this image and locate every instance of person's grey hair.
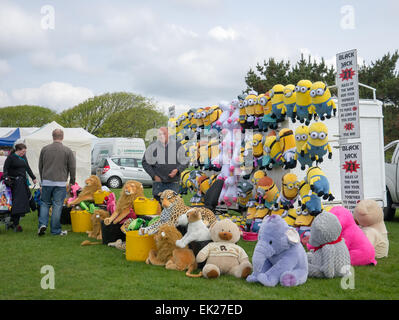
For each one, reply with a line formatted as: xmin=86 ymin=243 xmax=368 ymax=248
xmin=52 ymin=129 xmax=64 ymax=141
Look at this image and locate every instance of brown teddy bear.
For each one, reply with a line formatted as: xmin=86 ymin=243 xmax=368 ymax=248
xmin=146 ymin=224 xmax=201 ymax=277
xmin=354 ymin=199 xmax=389 ymax=258
xmin=196 ymin=219 xmax=252 ymax=279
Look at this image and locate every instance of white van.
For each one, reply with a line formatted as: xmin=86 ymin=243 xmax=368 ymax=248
xmin=91 ymin=138 xmax=146 ymax=174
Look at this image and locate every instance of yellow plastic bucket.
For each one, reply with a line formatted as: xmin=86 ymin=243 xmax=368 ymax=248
xmin=125 ymin=231 xmax=156 ymax=262
xmin=70 ymin=210 xmax=93 ymax=233
xmin=133 ymin=197 xmax=159 ymax=216
xmin=93 ymin=190 xmax=110 ymax=205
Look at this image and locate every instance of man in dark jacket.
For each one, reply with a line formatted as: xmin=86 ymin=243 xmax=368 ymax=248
xmin=37 ymin=129 xmax=76 ymax=236
xmin=142 ymin=127 xmax=187 ymax=202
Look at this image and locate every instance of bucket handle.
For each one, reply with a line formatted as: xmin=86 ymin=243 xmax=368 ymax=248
xmin=136 ymin=197 xmax=147 ymax=201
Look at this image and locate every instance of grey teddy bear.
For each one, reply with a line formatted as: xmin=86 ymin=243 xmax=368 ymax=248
xmin=307 ymin=211 xmax=351 ymax=278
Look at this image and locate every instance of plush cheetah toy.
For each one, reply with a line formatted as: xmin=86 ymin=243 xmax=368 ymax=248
xmin=139 ymin=190 xmax=217 ymax=236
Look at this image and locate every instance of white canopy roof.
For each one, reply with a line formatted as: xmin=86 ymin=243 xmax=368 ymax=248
xmin=25 ymin=121 xmax=97 ymax=187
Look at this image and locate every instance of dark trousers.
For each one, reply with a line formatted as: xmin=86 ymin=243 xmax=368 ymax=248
xmin=152 ymin=181 xmax=180 ymax=203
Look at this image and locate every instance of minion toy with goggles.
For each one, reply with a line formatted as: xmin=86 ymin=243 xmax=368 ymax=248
xmin=278 ymin=128 xmax=296 ymax=169
xmin=263 ymin=134 xmax=286 ymax=170
xmin=305 ymin=166 xmax=335 ymax=201
xmin=301 ymin=122 xmax=332 ymax=164
xmin=298 ymin=181 xmax=323 ymax=216
xmin=294 ymin=125 xmax=313 ymax=170
xmin=294 ymin=207 xmax=314 ymax=242
xmin=293 ymin=80 xmax=314 ymax=125
xmin=256 ymin=176 xmax=280 ymax=210
xmin=237 ymin=93 xmax=248 ymax=130
xmin=270 ymin=205 xmax=298 ymax=227
xmin=260 ymin=91 xmax=278 ymax=131
xmin=252 ymin=132 xmax=264 ymax=168
xmin=237 ymin=179 xmax=254 ymax=213
xmin=209 ymin=105 xmax=222 ymax=132
xmin=310 ymin=81 xmax=337 ymax=121
xmin=283 ymin=84 xmax=297 ymax=123
xmin=270 ymin=84 xmax=287 ymax=123
xmin=179 ymin=168 xmax=192 ymax=195
xmin=256 ymin=93 xmax=268 ymax=132
xmin=276 ymin=173 xmax=300 ymax=209
xmin=254 ymin=94 xmax=264 ymax=129
xmin=244 ymin=90 xmax=258 ymax=129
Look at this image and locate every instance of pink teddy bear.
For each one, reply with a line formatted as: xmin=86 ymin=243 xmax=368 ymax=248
xmin=308 ymin=206 xmax=377 ymax=266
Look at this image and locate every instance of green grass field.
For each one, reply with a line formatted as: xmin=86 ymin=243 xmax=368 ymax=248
xmin=1 ymin=187 xmax=398 ymax=300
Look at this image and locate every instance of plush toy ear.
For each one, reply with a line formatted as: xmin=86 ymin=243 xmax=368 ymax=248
xmin=286 ymin=228 xmax=300 ymax=244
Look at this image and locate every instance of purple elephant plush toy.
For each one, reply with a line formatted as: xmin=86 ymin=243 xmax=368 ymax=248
xmin=247 ymin=215 xmax=308 ymax=287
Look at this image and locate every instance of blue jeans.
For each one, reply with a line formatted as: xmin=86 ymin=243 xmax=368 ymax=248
xmin=152 ymin=181 xmax=179 ymax=202
xmin=38 ymin=186 xmax=67 ymax=235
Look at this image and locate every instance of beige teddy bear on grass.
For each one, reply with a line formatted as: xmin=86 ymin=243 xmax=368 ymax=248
xmin=354 ymin=199 xmax=389 ymax=258
xmin=196 ymin=219 xmax=252 ymax=279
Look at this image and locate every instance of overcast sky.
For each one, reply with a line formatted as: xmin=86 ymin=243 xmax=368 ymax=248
xmin=0 ymin=0 xmax=398 ymax=116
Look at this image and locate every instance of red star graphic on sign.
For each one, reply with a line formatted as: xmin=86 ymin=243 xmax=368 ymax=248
xmin=344 ymin=122 xmax=354 ymax=131
xmin=339 ymin=68 xmax=355 ymax=81
xmin=342 ymin=160 xmax=360 ymax=173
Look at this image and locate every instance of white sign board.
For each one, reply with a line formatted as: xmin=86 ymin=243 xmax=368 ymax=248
xmin=168 ymin=105 xmax=176 ymax=118
xmin=339 ymin=142 xmax=364 ymax=212
xmin=336 ymin=49 xmax=360 ymax=139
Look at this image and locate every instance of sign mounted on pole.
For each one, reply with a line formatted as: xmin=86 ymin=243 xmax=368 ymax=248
xmin=339 ymin=142 xmax=364 ymax=212
xmin=336 ymin=49 xmax=360 ymax=139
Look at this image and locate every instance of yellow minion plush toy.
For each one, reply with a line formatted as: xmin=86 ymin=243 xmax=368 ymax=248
xmin=282 ymin=208 xmax=298 ymax=227
xmin=305 ymin=166 xmax=335 ymax=201
xmin=244 ymin=90 xmax=258 ymax=129
xmin=237 ymin=179 xmax=254 ymax=213
xmin=263 ymin=134 xmax=286 ymax=170
xmin=254 ymin=93 xmax=265 ymax=130
xmin=276 ymin=173 xmax=300 ymax=209
xmin=256 ymin=176 xmax=280 ymax=210
xmin=294 ymin=125 xmax=313 ymax=170
xmin=278 ymin=128 xmax=296 ymax=169
xmin=310 ymin=81 xmax=337 ymax=121
xmin=297 ymin=180 xmax=323 ymax=216
xmin=283 ymin=84 xmax=297 ymax=123
xmin=270 ymin=84 xmax=287 ymax=123
xmin=293 ymin=80 xmax=314 ymax=125
xmin=179 ymin=168 xmax=192 ymax=194
xmin=237 ymin=93 xmax=248 ymax=129
xmin=301 ymin=121 xmax=332 ymax=164
xmin=252 ymin=132 xmax=264 ymax=167
xmin=261 ymin=91 xmax=278 ymax=131
xmin=209 ymin=105 xmax=222 ymax=131
xmin=251 ymin=169 xmax=266 ymax=186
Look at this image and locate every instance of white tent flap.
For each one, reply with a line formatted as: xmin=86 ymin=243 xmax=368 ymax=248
xmin=25 ymin=121 xmax=96 ymax=187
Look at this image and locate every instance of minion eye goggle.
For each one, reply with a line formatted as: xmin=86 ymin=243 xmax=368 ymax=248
xmin=295 ymin=86 xmax=311 ymax=93
xmin=269 ymin=90 xmax=284 ymax=98
xmin=284 ymin=89 xmax=294 ymax=97
xmin=310 ymin=84 xmax=328 ymax=98
xmin=283 ymin=181 xmax=300 ymax=190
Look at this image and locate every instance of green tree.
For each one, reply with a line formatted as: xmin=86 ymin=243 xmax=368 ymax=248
xmin=57 ymin=92 xmax=168 ymax=138
xmin=245 ymin=54 xmax=336 ymax=94
xmin=0 ymin=105 xmax=57 ymax=127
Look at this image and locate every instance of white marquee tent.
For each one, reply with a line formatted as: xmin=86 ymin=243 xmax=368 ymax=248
xmin=24 ymin=121 xmax=97 ymax=187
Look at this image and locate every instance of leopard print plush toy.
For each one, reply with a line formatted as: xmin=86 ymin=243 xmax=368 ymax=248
xmin=139 ymin=190 xmax=217 ymax=236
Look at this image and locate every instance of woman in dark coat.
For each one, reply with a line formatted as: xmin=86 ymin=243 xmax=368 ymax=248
xmin=2 ymin=143 xmax=37 ymax=232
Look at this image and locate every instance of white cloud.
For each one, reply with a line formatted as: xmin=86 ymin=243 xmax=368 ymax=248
xmin=208 ymin=26 xmax=239 ymax=41
xmin=30 ymin=52 xmax=89 ymax=73
xmin=0 ymin=59 xmax=11 ymax=76
xmin=0 ymin=82 xmax=94 ymax=111
xmin=0 ymin=2 xmax=47 ymax=56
